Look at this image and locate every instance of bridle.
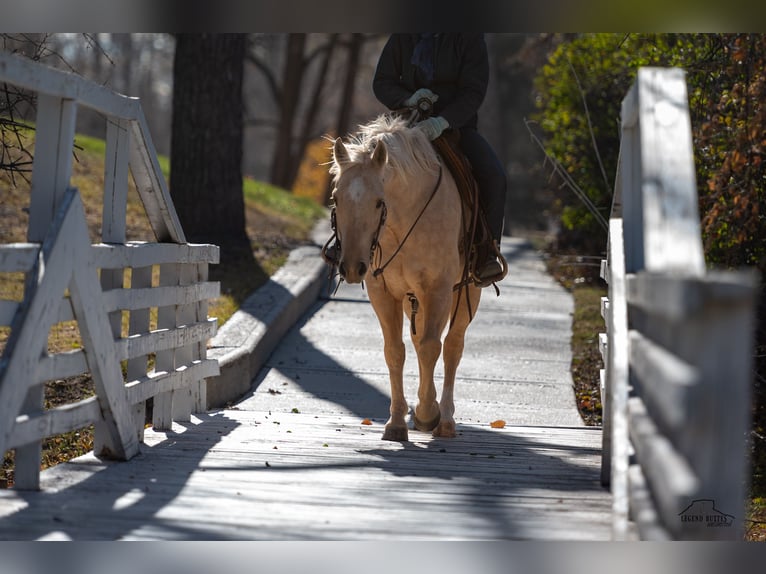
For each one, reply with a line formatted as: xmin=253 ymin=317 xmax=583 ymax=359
xmin=322 ymin=166 xmax=442 ymax=287
xmin=322 ymin=196 xmax=388 ymax=275
xmin=371 ymin=165 xmax=442 ymax=279
xmin=369 ymin=198 xmax=388 ymax=266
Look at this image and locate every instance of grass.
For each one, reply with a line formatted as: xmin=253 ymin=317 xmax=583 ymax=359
xmin=543 ymin=248 xmax=606 ymax=427
xmin=1 ymin=129 xmax=327 ymax=488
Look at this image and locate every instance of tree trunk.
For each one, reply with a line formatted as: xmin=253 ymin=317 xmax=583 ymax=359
xmin=170 ymin=34 xmax=251 ymax=267
xmin=270 ymin=33 xmax=306 ymax=190
xmin=335 ymin=33 xmax=363 ymax=141
xmin=287 ymin=33 xmax=339 ymax=191
xmin=324 ymin=33 xmax=363 ymax=205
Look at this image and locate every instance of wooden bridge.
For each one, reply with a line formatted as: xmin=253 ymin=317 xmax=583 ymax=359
xmin=0 ymin=54 xmax=758 ymax=540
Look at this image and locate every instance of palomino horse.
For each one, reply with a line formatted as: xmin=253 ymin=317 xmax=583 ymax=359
xmin=329 ymin=115 xmax=482 ymax=441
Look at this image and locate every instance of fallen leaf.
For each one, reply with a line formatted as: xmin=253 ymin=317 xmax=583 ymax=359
xmin=490 ymin=420 xmax=506 ymax=429
xmin=361 ymin=418 xmax=373 ymax=425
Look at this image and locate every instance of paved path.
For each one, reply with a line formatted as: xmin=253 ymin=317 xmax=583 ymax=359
xmin=239 ymin=238 xmax=584 ymax=427
xmin=0 ymin=239 xmax=613 ymax=540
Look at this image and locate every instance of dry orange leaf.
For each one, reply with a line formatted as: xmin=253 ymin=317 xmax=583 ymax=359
xmin=361 ymin=418 xmax=373 ymax=425
xmin=490 ymin=420 xmax=506 ymax=429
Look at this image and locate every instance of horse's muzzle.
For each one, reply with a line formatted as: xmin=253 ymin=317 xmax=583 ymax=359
xmin=339 ymin=260 xmax=368 ymax=284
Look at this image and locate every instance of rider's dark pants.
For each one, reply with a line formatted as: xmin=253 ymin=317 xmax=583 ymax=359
xmin=458 ymin=127 xmax=507 ymax=244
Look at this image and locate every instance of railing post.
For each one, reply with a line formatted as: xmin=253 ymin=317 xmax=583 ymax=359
xmin=14 ymin=93 xmax=78 ymax=490
xmin=28 ymin=94 xmax=77 ymax=242
xmin=602 ymin=66 xmax=758 ymax=540
xmin=95 ymin=116 xmax=132 ymax=454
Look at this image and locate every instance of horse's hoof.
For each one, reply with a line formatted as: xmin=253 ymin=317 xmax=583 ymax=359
xmin=433 ymin=420 xmax=456 ymax=438
xmin=413 ymin=411 xmax=441 ymax=432
xmin=382 ymin=425 xmax=409 ymax=442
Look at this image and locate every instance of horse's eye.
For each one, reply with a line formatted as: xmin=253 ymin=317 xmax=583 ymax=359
xmin=376 ymin=199 xmax=384 ymax=209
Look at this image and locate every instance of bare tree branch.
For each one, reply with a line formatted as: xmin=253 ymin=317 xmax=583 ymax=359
xmin=565 ymin=53 xmax=613 ymax=198
xmin=246 ymin=37 xmax=282 ymax=103
xmin=524 ymin=118 xmax=608 ymax=232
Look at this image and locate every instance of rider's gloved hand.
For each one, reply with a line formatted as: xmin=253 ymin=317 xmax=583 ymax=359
xmin=416 ymin=116 xmax=449 ymax=140
xmin=404 ymin=88 xmax=439 ymax=108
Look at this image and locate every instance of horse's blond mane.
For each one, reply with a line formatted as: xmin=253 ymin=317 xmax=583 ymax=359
xmin=330 ymin=114 xmax=440 ymax=185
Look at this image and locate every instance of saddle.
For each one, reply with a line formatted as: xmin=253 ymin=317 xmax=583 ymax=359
xmin=432 ymin=130 xmax=508 ymax=289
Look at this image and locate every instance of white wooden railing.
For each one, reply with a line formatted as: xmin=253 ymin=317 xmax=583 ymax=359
xmin=0 ymin=52 xmax=220 ymax=489
xmin=600 ymin=67 xmax=759 ymax=540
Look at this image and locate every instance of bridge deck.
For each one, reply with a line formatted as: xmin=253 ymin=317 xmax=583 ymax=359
xmin=0 ymin=239 xmax=613 ymax=540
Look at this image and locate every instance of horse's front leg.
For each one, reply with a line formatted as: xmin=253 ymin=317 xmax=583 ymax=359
xmin=369 ymin=291 xmax=408 ymax=441
xmin=434 ymin=285 xmax=482 ymax=438
xmin=411 ymin=288 xmax=451 ymax=433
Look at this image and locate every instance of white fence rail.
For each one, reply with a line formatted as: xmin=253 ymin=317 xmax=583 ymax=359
xmin=0 ymin=52 xmax=220 ymax=490
xmin=600 ymin=67 xmax=758 ymax=540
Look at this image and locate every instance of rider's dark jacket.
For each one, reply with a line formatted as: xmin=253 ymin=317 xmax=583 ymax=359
xmin=372 ymin=33 xmax=489 ymax=130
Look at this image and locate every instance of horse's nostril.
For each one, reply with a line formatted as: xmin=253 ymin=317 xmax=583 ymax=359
xmin=358 ymin=262 xmax=367 ymax=277
xmin=338 ymin=262 xmax=347 ymax=277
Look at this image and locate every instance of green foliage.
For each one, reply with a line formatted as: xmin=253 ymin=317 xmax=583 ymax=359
xmin=533 ymin=33 xmax=720 ymax=249
xmin=695 ymin=35 xmax=766 ymax=270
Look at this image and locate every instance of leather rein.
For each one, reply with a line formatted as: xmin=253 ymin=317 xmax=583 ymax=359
xmin=371 ymin=165 xmax=442 ymax=280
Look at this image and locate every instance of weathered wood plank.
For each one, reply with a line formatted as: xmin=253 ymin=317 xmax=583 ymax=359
xmin=128 ymin=112 xmax=185 ymax=243
xmin=598 ymin=332 xmax=608 ymax=363
xmin=103 ymin=117 xmax=130 ymax=244
xmin=600 ymin=296 xmax=609 ymax=321
xmin=600 ymin=258 xmax=609 ymax=283
xmin=153 ymin=262 xmax=180 ymax=430
xmin=603 ymin=218 xmax=630 ymax=541
xmin=627 ymin=396 xmax=699 ymax=538
xmin=628 ymin=464 xmax=670 ymax=540
xmin=0 ymin=411 xmax=611 ymax=540
xmin=91 ymin=242 xmax=219 ymax=269
xmin=0 ymin=300 xmax=19 ymax=327
xmin=0 ymin=51 xmax=141 ymax=120
xmin=626 ymin=270 xmax=758 ymax=320
xmin=9 ymin=397 xmax=101 ymax=449
xmin=115 ymin=319 xmax=217 ymax=362
xmin=36 ymin=349 xmax=89 ymax=383
xmin=636 ymin=68 xmax=705 ymax=275
xmin=53 ymin=297 xmax=76 ymax=324
xmin=0 ymin=190 xmax=91 ymax=487
xmin=101 ymin=282 xmax=220 ymax=313
xmin=58 ymin=191 xmax=139 ymax=461
xmin=28 ymin=95 xmax=77 ymax=242
xmin=126 ymin=265 xmax=152 ymax=442
xmin=124 ymin=359 xmax=219 ymax=405
xmin=192 ymin=262 xmax=210 ymax=412
xmin=171 ymin=264 xmax=196 ymax=422
xmin=14 ymin=384 xmax=45 ymax=490
xmin=628 ymin=329 xmax=698 ymax=437
xmin=0 ymin=243 xmax=39 ymax=272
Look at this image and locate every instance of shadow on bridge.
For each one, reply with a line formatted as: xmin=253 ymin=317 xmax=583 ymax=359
xmin=0 ymin=239 xmax=609 ymax=540
xmin=0 ymin=412 xmax=242 ymax=540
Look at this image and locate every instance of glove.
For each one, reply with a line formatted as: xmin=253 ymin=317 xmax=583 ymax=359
xmin=416 ymin=116 xmax=449 ymax=140
xmin=404 ymin=88 xmax=439 ymax=108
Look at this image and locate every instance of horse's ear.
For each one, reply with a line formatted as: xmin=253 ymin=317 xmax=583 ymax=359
xmin=333 ymin=138 xmax=350 ymax=166
xmin=371 ymin=140 xmax=387 ymax=168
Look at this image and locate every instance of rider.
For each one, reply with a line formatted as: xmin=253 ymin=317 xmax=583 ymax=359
xmin=372 ymin=33 xmax=507 ymax=283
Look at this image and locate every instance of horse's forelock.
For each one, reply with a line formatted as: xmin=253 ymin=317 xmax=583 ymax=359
xmin=331 ymin=114 xmax=439 ymax=186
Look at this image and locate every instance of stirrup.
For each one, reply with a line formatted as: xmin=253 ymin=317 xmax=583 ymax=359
xmin=470 ymin=242 xmax=508 ymax=289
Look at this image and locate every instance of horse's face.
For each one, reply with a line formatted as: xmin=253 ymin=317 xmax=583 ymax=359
xmin=331 ymin=138 xmax=387 ymax=284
